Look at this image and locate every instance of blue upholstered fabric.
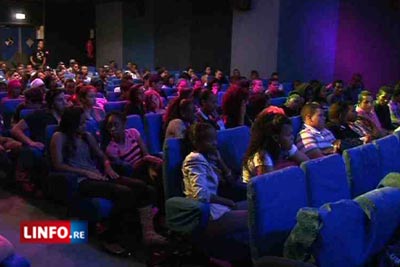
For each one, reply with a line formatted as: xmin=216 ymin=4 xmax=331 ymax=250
xmin=106 ymin=92 xmax=120 ymax=101
xmin=282 ymin=82 xmax=293 ymax=96
xmin=217 ymin=126 xmax=250 ymax=176
xmin=0 ymin=92 xmax=7 ymax=102
xmin=248 ymin=166 xmax=308 ymax=259
xmin=290 ymin=116 xmax=302 ymax=139
xmin=161 ymin=87 xmax=176 ymax=97
xmin=19 ymin=109 xmax=35 ymax=120
xmin=270 ymin=97 xmax=287 ymax=107
xmin=301 ymin=154 xmax=351 ymax=208
xmin=343 ymin=144 xmax=382 ymax=198
xmin=1 ymin=254 xmax=30 ymax=267
xmin=104 ymin=101 xmax=127 ymax=113
xmin=373 ymin=135 xmax=400 ymax=177
xmin=354 ymin=187 xmax=400 ymax=258
xmin=144 ymin=113 xmax=162 ymax=155
xmin=314 ymin=199 xmax=367 ymax=267
xmin=126 ymin=114 xmax=146 ymax=143
xmin=163 ymin=138 xmax=187 ymax=199
xmin=1 ymin=99 xmax=24 ymax=128
xmin=217 ymin=91 xmax=225 ymax=106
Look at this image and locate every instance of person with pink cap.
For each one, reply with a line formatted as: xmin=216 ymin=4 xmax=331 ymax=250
xmin=0 ymin=79 xmax=22 ymax=104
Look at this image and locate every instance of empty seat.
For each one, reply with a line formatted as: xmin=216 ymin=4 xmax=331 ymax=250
xmin=301 ymin=154 xmax=351 ymax=207
xmin=373 ymin=134 xmax=400 ymax=176
xmin=248 ymin=166 xmax=308 ymax=258
xmin=282 ymin=82 xmax=293 ymax=96
xmin=217 ymin=126 xmax=250 ymax=176
xmin=104 ymin=101 xmax=127 ymax=113
xmin=270 ymin=97 xmax=287 ymax=107
xmin=343 ymin=143 xmax=382 ymax=198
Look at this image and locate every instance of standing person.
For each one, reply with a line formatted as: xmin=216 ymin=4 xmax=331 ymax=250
xmin=51 ymin=107 xmax=167 ymax=255
xmin=30 ymin=40 xmax=47 ymax=69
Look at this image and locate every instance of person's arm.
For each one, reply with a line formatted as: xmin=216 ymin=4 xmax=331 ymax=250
xmin=254 ymin=152 xmax=274 ymax=175
xmin=255 ymin=165 xmax=274 ymax=175
xmin=288 ymin=145 xmax=309 ymax=164
xmin=50 ymin=132 xmax=106 ymax=180
xmin=84 ymin=132 xmax=119 ymax=179
xmin=184 ymin=154 xmax=235 ymax=208
xmin=306 ymin=148 xmax=326 ymax=159
xmin=41 ymin=56 xmax=46 ymax=68
xmin=10 ymin=119 xmax=44 ymax=150
xmin=29 ymin=55 xmax=36 ymax=66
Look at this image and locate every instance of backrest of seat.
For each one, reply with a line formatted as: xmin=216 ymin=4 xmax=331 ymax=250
xmin=217 ymin=126 xmax=250 ymax=176
xmin=126 ymin=114 xmax=146 ymax=143
xmin=104 ymin=100 xmax=127 ymax=113
xmin=343 ymin=144 xmax=382 ymax=198
xmin=270 ymin=97 xmax=287 ymax=107
xmin=45 ymin=124 xmax=58 ymax=152
xmin=290 ymin=116 xmax=303 ymax=139
xmin=373 ymin=134 xmax=400 ymax=177
xmin=20 ymin=108 xmax=36 ymax=120
xmin=217 ymin=91 xmax=225 ymax=106
xmin=1 ymin=99 xmax=24 ymax=128
xmin=163 ymin=138 xmax=187 ymax=199
xmin=248 ymin=166 xmax=308 ymax=259
xmin=354 ymin=187 xmax=400 ymax=258
xmin=314 ymin=199 xmax=367 ymax=267
xmin=144 ymin=113 xmax=163 ymax=154
xmin=301 ymin=154 xmax=351 ymax=208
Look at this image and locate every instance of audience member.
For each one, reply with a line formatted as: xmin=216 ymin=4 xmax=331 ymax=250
xmin=243 ymin=106 xmax=308 ymax=183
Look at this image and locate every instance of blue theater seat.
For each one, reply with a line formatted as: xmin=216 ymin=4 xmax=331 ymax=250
xmin=217 ymin=91 xmax=225 ymax=106
xmin=19 ymin=109 xmax=36 ymax=120
xmin=343 ymin=143 xmax=382 ymax=198
xmin=313 ymin=199 xmax=367 ymax=267
xmin=282 ymin=82 xmax=293 ymax=96
xmin=290 ymin=116 xmax=302 ymax=138
xmin=301 ymin=154 xmax=350 ymax=208
xmin=248 ymin=166 xmax=308 ymax=259
xmin=104 ymin=101 xmax=127 ymax=113
xmin=163 ymin=138 xmax=187 ymax=199
xmin=1 ymin=99 xmax=24 ymax=128
xmin=126 ymin=114 xmax=146 ymax=143
xmin=373 ymin=134 xmax=400 ymax=177
xmin=1 ymin=254 xmax=30 ymax=267
xmin=106 ymin=92 xmax=120 ymax=101
xmin=217 ymin=126 xmax=250 ymax=176
xmin=161 ymin=87 xmax=176 ymax=97
xmin=144 ymin=113 xmax=163 ymax=155
xmin=354 ymin=187 xmax=400 ymax=259
xmin=270 ymin=97 xmax=287 ymax=107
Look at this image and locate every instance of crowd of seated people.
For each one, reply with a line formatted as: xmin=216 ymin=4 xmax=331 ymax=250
xmin=0 ymin=59 xmax=398 ymax=265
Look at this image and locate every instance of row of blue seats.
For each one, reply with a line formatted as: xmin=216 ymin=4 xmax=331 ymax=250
xmin=162 ymin=126 xmax=400 ymax=265
xmin=248 ymin=133 xmax=400 ymax=266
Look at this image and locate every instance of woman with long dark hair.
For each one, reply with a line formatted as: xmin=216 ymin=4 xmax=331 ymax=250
xmin=242 ymin=107 xmax=308 ymax=183
xmin=50 ymin=107 xmax=166 ymax=255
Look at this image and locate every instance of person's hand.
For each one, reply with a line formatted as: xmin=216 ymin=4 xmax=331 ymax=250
xmin=361 ymin=134 xmax=372 ymax=144
xmin=332 ymin=140 xmax=341 ymax=153
xmin=85 ymin=170 xmax=108 ymax=181
xmin=4 ymin=140 xmax=22 ymax=150
xmin=104 ymin=165 xmax=119 ymax=180
xmin=143 ymin=154 xmax=163 ymax=165
xmin=29 ymin=141 xmax=45 ymax=150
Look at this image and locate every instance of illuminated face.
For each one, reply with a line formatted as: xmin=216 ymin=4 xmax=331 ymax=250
xmin=277 ymin=124 xmax=294 ymax=151
xmin=216 ymin=70 xmax=223 ymax=80
xmin=205 ymin=67 xmax=211 ymax=75
xmin=268 ymin=81 xmax=280 ymax=92
xmin=359 ymin=95 xmax=373 ymax=113
xmin=377 ymin=92 xmax=390 ymax=106
xmin=308 ymin=108 xmax=325 ymax=130
xmin=81 ymin=66 xmax=88 ymax=75
xmin=252 ymin=79 xmax=264 ymax=93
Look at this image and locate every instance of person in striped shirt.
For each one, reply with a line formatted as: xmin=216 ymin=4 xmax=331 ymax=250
xmin=296 ymin=102 xmax=341 ymax=159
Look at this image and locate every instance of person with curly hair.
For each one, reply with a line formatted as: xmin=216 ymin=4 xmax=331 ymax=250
xmin=242 ymin=106 xmax=308 ymax=183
